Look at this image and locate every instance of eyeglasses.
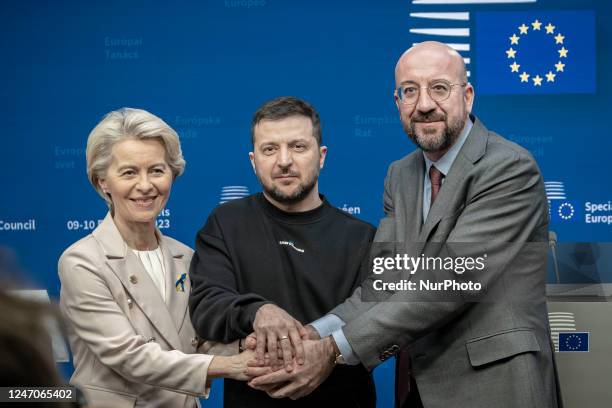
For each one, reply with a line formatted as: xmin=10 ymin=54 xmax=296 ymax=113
xmin=396 ymin=80 xmax=467 ymax=105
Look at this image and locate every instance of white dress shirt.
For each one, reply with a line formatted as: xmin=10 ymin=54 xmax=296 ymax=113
xmin=133 ymin=247 xmax=166 ymax=302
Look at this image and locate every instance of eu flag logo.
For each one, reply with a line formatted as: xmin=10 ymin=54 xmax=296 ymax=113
xmin=549 ymin=200 xmax=580 ymax=224
xmin=558 ymin=332 xmax=589 ymax=352
xmin=475 ymin=11 xmax=595 ymax=94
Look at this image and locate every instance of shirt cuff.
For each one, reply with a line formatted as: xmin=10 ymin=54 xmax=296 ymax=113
xmin=310 ymin=314 xmax=345 ymax=338
xmin=331 ymin=329 xmax=360 ymax=365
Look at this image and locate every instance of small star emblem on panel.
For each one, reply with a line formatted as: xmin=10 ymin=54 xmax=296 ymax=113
xmin=532 ymin=75 xmax=543 ymax=86
xmin=555 ymin=33 xmax=565 ymax=44
xmin=555 ymin=61 xmax=565 ymax=72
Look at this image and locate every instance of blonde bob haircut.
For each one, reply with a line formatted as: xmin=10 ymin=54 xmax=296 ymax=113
xmin=86 ymin=107 xmax=186 ymax=208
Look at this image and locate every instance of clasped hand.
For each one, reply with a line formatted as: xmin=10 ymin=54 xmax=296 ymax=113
xmin=244 ymin=315 xmax=337 ymax=400
xmin=252 ymin=303 xmax=310 ymax=370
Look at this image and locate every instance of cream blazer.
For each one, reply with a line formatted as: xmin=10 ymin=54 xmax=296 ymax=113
xmin=58 ymin=213 xmax=213 ymax=408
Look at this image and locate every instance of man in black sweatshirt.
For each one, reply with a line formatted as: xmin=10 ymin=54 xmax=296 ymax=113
xmin=189 ymin=97 xmax=376 ymax=407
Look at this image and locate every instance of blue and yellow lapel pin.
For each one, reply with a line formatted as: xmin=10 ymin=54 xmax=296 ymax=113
xmin=175 ymin=273 xmax=187 ymax=292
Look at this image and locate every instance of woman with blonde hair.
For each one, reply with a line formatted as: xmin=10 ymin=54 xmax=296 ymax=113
xmin=59 ymin=108 xmax=259 ymax=407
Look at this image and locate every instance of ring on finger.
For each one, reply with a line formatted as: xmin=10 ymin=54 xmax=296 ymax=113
xmin=279 ymin=335 xmax=290 ymax=341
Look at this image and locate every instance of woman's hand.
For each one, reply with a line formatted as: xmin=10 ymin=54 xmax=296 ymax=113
xmin=229 ymin=349 xmax=261 ymax=381
xmin=208 ymin=349 xmax=276 ymax=381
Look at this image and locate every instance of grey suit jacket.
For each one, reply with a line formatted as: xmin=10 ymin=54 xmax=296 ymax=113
xmin=58 ymin=213 xmax=213 ymax=408
xmin=331 ymin=117 xmax=560 ymax=408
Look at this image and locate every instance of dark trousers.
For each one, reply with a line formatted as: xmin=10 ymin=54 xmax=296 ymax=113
xmin=396 ymin=350 xmax=424 ymax=408
xmin=224 ymin=364 xmax=376 ymax=408
xmin=396 ymin=376 xmax=424 ymax=408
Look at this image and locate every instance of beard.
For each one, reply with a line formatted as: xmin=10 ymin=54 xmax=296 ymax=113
xmin=259 ymin=168 xmax=319 ymax=205
xmin=404 ymin=111 xmax=466 ymax=153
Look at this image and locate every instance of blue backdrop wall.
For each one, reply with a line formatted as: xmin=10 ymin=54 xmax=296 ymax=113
xmin=1 ymin=1 xmax=610 ymax=406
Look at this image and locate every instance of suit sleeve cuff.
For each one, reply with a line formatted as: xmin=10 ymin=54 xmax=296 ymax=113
xmin=310 ymin=314 xmax=345 ymax=338
xmin=331 ymin=328 xmax=360 ymax=365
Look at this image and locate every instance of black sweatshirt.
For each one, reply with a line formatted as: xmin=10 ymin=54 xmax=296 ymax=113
xmin=189 ymin=193 xmax=377 ymax=407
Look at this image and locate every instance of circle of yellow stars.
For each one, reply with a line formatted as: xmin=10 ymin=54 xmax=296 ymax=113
xmin=565 ymin=334 xmax=583 ymax=351
xmin=506 ymin=19 xmax=567 ymax=87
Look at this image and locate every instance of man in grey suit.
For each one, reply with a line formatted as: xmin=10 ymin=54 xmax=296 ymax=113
xmin=247 ymin=41 xmax=560 ymax=407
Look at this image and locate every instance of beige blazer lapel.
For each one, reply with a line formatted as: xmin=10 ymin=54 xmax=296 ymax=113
xmin=418 ymin=118 xmax=488 ymax=242
xmin=158 ymin=235 xmax=189 ymax=334
xmin=92 ymin=214 xmax=183 ymax=350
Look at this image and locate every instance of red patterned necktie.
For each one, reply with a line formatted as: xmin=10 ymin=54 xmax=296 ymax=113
xmin=396 ymin=165 xmax=445 ymax=407
xmin=429 ymin=165 xmax=444 ymax=205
